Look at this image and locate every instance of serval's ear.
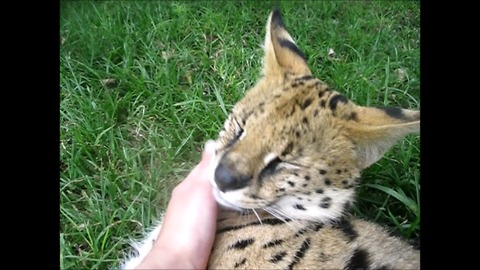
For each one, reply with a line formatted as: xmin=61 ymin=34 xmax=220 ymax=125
xmin=344 ymin=106 xmax=420 ymax=169
xmin=262 ymin=10 xmax=311 ymax=80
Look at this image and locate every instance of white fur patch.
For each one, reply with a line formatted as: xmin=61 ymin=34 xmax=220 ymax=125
xmin=263 ymin=153 xmax=277 ymax=165
xmin=120 ymin=217 xmax=163 ymax=269
xmin=273 ymin=188 xmax=354 ymax=223
xmin=223 ymin=115 xmax=232 ymax=131
xmin=212 ymin=188 xmax=250 ymax=210
xmin=212 ymin=188 xmax=244 ymax=211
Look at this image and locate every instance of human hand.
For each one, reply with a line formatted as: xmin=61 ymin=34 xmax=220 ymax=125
xmin=134 ymin=141 xmax=218 ymax=269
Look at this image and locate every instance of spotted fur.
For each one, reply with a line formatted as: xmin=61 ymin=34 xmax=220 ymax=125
xmin=121 ymin=9 xmax=420 ymax=270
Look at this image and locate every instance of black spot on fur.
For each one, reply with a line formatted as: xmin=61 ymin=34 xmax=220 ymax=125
xmin=250 ymin=193 xmax=260 ymax=199
xmin=278 ymin=187 xmax=285 ymax=192
xmin=313 ymin=109 xmax=319 ymax=117
xmin=263 ymin=239 xmax=285 ymax=248
xmin=336 ymin=169 xmax=342 ymax=174
xmin=291 ymin=81 xmax=304 ymax=88
xmin=324 ymin=178 xmax=331 ymax=185
xmin=287 ymin=181 xmax=295 ymax=187
xmin=315 ymin=188 xmax=324 ymax=194
xmin=229 ymin=238 xmax=255 ymax=250
xmin=318 ymin=252 xmax=329 ymax=262
xmin=320 ymin=202 xmax=330 ymax=208
xmin=378 ymin=107 xmax=405 ymax=119
xmin=313 ymin=80 xmax=321 ymax=87
xmin=294 ymin=227 xmax=308 ymax=237
xmin=319 ymin=169 xmax=327 ymax=175
xmin=334 ymin=218 xmax=358 ymax=242
xmin=320 ymin=197 xmax=332 ymax=208
xmin=304 ymin=175 xmax=311 ymax=181
xmin=302 ymin=183 xmax=308 ymax=187
xmin=269 ymin=251 xmax=287 ymax=263
xmin=287 ymin=238 xmax=311 ymax=270
xmin=278 ymin=39 xmax=307 ymax=62
xmin=301 ymin=98 xmax=313 ymax=110
xmin=345 ymin=249 xmax=370 ymax=270
xmin=348 ymin=111 xmax=358 ymax=121
xmin=234 ymin=258 xmax=247 ymax=268
xmin=318 ymin=90 xmax=326 ymax=98
xmin=294 ymin=204 xmax=306 ymax=210
xmin=295 ymin=130 xmax=301 ymax=138
xmin=282 ymin=142 xmax=294 ymax=156
xmin=313 ymin=223 xmax=323 ymax=231
xmin=320 ymin=100 xmax=326 ymax=108
xmin=329 ymin=94 xmax=349 ymax=111
xmin=302 ymin=117 xmax=308 ymax=125
xmin=297 ymin=75 xmax=314 ymax=81
xmin=288 ymin=105 xmax=296 ymax=116
xmin=218 ymin=218 xmax=290 ymax=234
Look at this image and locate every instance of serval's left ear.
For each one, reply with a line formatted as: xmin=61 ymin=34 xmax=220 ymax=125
xmin=344 ymin=106 xmax=420 ymax=169
xmin=262 ymin=10 xmax=312 ymax=80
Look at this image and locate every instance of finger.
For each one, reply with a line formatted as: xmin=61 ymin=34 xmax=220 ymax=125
xmin=196 ymin=139 xmax=217 ymax=170
xmin=183 ymin=140 xmax=217 ymax=184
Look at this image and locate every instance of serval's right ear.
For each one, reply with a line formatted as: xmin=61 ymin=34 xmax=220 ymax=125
xmin=261 ymin=10 xmax=312 ymax=80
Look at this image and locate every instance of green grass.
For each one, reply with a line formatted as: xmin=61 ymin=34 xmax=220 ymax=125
xmin=60 ymin=1 xmax=420 ymax=269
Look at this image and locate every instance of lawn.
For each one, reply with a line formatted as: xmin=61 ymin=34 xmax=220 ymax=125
xmin=60 ymin=1 xmax=420 ymax=269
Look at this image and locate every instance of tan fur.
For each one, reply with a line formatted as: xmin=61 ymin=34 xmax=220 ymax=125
xmin=208 ymin=10 xmax=420 ymax=269
xmin=210 ymin=210 xmax=419 ymax=269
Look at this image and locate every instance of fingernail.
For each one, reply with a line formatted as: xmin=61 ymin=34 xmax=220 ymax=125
xmin=203 ymin=140 xmax=216 ymax=155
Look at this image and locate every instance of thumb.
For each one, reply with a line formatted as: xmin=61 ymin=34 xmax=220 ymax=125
xmin=183 ymin=140 xmax=217 ymax=184
xmin=197 ymin=139 xmax=217 ymax=169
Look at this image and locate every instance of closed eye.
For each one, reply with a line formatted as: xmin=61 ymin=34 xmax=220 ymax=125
xmin=225 ymin=117 xmax=244 ymax=148
xmin=258 ymin=157 xmax=282 ymax=180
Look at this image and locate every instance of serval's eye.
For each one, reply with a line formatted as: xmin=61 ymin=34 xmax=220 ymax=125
xmin=225 ymin=117 xmax=244 ymax=148
xmin=232 ymin=117 xmax=244 ymax=138
xmin=258 ymin=156 xmax=282 ymax=180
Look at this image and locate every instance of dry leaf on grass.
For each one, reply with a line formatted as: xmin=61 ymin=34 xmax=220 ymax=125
xmin=162 ymin=50 xmax=175 ymax=61
xmin=101 ymin=78 xmax=118 ymax=89
xmin=395 ymin=68 xmax=407 ymax=82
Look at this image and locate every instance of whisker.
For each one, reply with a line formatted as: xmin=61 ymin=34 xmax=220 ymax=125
xmin=251 ymin=208 xmax=263 ymax=225
xmin=263 ymin=206 xmax=289 ymax=223
xmin=264 ymin=206 xmax=305 ymax=235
